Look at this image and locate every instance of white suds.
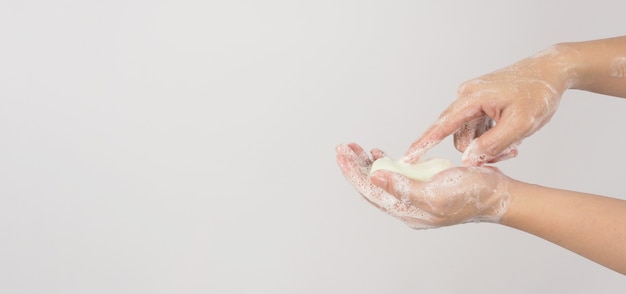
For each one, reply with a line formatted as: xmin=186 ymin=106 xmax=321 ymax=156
xmin=610 ymin=57 xmax=626 ymax=78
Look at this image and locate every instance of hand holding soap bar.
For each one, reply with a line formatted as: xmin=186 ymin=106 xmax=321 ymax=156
xmin=337 ymin=143 xmax=511 ymax=230
xmin=370 ymin=157 xmax=453 ymax=181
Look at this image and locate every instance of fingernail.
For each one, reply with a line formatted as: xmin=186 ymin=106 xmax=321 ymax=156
xmin=370 ymin=172 xmax=387 ymax=187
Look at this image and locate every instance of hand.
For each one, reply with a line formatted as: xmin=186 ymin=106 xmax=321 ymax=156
xmin=336 ymin=143 xmax=512 ymax=229
xmin=336 ymin=143 xmax=423 ymax=225
xmin=403 ymin=45 xmax=576 ymax=165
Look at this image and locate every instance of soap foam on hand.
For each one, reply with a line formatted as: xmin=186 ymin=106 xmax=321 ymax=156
xmin=370 ymin=157 xmax=454 ymax=182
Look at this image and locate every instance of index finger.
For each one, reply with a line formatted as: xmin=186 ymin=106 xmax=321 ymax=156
xmin=403 ymin=101 xmax=483 ymax=164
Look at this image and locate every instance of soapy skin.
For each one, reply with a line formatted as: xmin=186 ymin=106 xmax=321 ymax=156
xmin=337 ymin=143 xmax=626 ymax=274
xmin=336 ymin=143 xmax=511 ymax=229
xmin=337 ymin=36 xmax=626 ymax=274
xmin=403 ymin=47 xmax=570 ymax=165
xmin=405 ymin=38 xmax=626 ymax=166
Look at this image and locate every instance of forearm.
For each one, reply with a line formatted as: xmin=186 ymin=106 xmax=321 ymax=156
xmin=558 ymin=36 xmax=626 ymax=97
xmin=501 ymin=180 xmax=626 ymax=274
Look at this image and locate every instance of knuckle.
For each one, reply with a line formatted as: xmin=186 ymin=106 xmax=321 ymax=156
xmin=457 ymin=81 xmax=472 ymax=96
xmin=482 ymin=142 xmax=501 ymax=157
xmin=457 ymin=79 xmax=483 ymax=97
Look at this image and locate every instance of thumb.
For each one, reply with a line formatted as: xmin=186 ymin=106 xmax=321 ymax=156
xmin=370 ymin=170 xmax=413 ymax=203
xmin=462 ymin=113 xmax=528 ymax=164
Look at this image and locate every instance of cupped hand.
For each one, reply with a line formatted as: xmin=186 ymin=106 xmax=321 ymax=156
xmin=336 ymin=143 xmax=432 ymax=228
xmin=404 ymin=46 xmax=575 ymax=165
xmin=336 ymin=143 xmax=513 ymax=229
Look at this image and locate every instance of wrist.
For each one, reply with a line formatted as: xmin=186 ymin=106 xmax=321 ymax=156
xmin=468 ymin=168 xmax=515 ymax=224
xmin=487 ymin=174 xmax=514 ymax=224
xmin=549 ymin=42 xmax=587 ymax=90
xmin=498 ymin=179 xmax=536 ymax=227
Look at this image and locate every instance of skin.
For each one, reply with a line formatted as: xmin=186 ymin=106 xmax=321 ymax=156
xmin=404 ymin=36 xmax=626 ymax=165
xmin=336 ymin=143 xmax=511 ymax=229
xmin=503 ymin=182 xmax=626 ymax=275
xmin=336 ymin=36 xmax=626 ymax=274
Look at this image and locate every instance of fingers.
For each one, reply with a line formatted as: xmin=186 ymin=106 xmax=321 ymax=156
xmin=347 ymin=143 xmax=372 ymax=166
xmin=403 ymin=101 xmax=483 ymax=164
xmin=370 ymin=148 xmax=386 ymax=160
xmin=462 ymin=112 xmax=529 ymax=165
xmin=335 ymin=145 xmax=359 ymax=176
xmin=335 ymin=151 xmax=385 ymax=211
xmin=453 ymin=116 xmax=493 ymax=152
xmin=335 ymin=143 xmax=398 ymax=212
xmin=485 ymin=145 xmax=519 ymax=164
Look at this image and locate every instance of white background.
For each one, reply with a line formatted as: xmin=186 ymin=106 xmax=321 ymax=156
xmin=1 ymin=0 xmax=625 ymax=293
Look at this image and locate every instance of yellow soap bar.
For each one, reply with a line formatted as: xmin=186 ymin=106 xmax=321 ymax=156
xmin=370 ymin=157 xmax=453 ymax=181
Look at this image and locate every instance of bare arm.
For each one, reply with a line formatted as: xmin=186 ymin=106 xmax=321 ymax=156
xmin=502 ymin=181 xmax=626 ymax=274
xmin=564 ymin=36 xmax=626 ymax=98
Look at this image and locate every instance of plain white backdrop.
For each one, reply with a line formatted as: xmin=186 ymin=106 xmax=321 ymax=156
xmin=1 ymin=0 xmax=625 ymax=293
